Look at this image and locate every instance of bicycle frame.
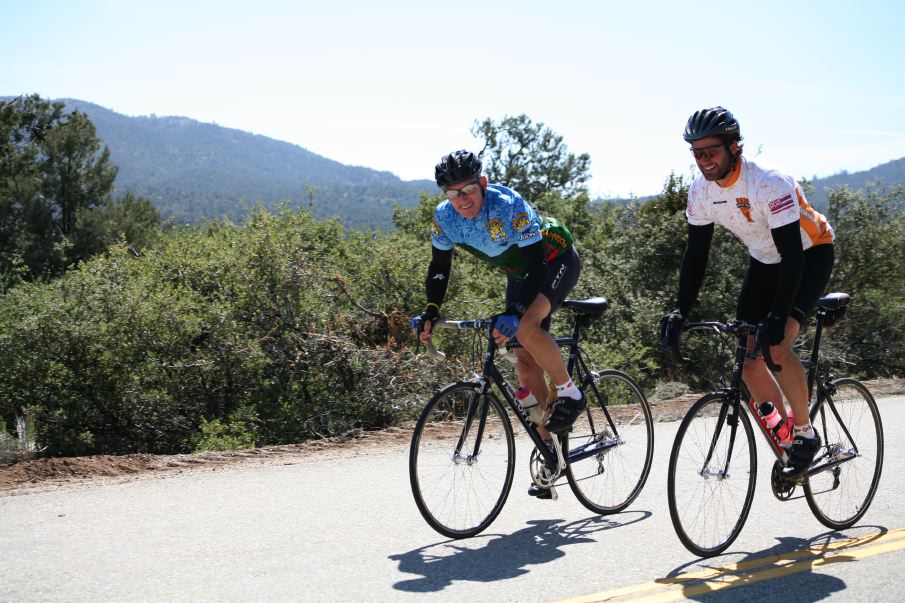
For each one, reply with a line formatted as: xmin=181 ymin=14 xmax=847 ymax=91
xmin=431 ymin=314 xmax=624 ymax=472
xmin=804 ymin=311 xmax=864 ymax=477
xmin=688 ymin=313 xmax=862 ymax=483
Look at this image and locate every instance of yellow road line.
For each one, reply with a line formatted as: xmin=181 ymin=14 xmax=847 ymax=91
xmin=557 ymin=527 xmax=905 ymax=603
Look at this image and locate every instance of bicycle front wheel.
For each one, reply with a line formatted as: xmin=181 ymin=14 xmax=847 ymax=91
xmin=804 ymin=378 xmax=884 ymax=529
xmin=668 ymin=393 xmax=757 ymax=557
xmin=566 ymin=369 xmax=654 ymax=514
xmin=409 ymin=382 xmax=515 ymax=539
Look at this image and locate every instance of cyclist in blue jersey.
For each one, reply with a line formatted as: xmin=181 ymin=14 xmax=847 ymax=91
xmin=412 ymin=150 xmax=584 ymax=498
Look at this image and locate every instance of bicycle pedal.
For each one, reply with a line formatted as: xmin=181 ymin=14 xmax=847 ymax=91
xmin=770 ymin=461 xmax=796 ymax=500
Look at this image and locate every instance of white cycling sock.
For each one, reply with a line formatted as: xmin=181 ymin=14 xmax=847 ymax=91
xmin=555 ymin=380 xmax=582 ymax=400
xmin=793 ymin=423 xmax=816 ymax=439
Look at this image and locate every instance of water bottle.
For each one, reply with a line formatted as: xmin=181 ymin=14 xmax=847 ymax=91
xmin=757 ymin=401 xmax=782 ymax=430
xmin=758 ymin=401 xmax=793 ymax=448
xmin=516 ymin=387 xmax=545 ymax=425
xmin=775 ymin=409 xmax=793 ymax=448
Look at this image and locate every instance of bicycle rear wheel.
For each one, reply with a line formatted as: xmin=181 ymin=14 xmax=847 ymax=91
xmin=566 ymin=369 xmax=654 ymax=514
xmin=804 ymin=378 xmax=884 ymax=529
xmin=409 ymin=382 xmax=515 ymax=539
xmin=668 ymin=393 xmax=757 ymax=557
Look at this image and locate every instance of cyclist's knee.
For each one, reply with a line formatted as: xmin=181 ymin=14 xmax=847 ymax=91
xmin=743 ymin=354 xmax=766 ymax=371
xmin=769 ymin=343 xmax=799 ymax=365
xmin=518 ymin=316 xmax=543 ymax=334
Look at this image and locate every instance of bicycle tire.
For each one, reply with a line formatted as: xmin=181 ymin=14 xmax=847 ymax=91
xmin=565 ymin=369 xmax=654 ymax=514
xmin=409 ymin=381 xmax=515 ymax=539
xmin=667 ymin=392 xmax=757 ymax=557
xmin=804 ymin=378 xmax=884 ymax=529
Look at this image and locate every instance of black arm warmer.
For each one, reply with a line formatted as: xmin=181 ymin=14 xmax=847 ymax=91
xmin=676 ymin=223 xmax=714 ymax=317
xmin=425 ymin=246 xmax=452 ymax=307
xmin=769 ymin=220 xmax=804 ymax=318
xmin=510 ymin=241 xmax=548 ymax=314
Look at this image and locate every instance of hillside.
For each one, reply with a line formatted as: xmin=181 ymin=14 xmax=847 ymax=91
xmin=807 ymin=157 xmax=905 ymax=210
xmin=9 ymin=98 xmax=901 ymax=226
xmin=59 ymin=99 xmax=437 ymax=230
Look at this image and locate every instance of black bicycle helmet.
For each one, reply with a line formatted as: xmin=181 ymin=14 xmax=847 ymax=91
xmin=434 ymin=149 xmax=482 ymax=188
xmin=683 ymin=106 xmax=741 ymax=142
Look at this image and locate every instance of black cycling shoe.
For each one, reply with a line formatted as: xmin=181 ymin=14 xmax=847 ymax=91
xmin=780 ymin=433 xmax=821 ymax=482
xmin=528 ymin=484 xmax=553 ymax=499
xmin=545 ymin=393 xmax=587 ymax=433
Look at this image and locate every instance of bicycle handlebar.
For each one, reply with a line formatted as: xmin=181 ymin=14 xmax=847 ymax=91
xmin=682 ymin=320 xmax=782 ymax=371
xmin=422 ymin=317 xmax=497 ymax=362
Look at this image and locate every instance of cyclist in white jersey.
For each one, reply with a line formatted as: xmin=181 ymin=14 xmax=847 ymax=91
xmin=411 ymin=150 xmax=585 ymax=499
xmin=660 ymin=107 xmax=835 ymax=481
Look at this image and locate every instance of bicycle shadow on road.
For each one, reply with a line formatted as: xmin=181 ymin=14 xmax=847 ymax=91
xmin=390 ymin=510 xmax=650 ymax=593
xmin=660 ymin=527 xmax=892 ymax=602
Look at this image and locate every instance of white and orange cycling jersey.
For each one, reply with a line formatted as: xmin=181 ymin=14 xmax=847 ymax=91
xmin=686 ymin=157 xmax=834 ymax=264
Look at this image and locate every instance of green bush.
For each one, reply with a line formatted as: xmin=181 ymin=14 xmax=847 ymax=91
xmin=1 ymin=181 xmax=902 ymax=459
xmin=190 ymin=416 xmax=257 ymax=452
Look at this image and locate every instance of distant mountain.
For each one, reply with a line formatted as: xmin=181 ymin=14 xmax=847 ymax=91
xmin=806 ymin=157 xmax=905 ymax=210
xmin=56 ymin=99 xmax=436 ymax=230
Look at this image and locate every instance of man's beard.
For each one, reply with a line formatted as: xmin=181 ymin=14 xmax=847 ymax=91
xmin=704 ymin=151 xmax=738 ymax=182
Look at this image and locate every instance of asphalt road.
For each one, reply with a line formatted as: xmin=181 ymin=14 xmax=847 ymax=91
xmin=2 ymin=395 xmax=903 ymax=602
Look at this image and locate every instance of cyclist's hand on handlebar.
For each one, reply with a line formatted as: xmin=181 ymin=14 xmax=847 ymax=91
xmin=659 ymin=309 xmax=685 ymax=352
xmin=755 ymin=312 xmax=786 ymax=347
xmin=493 ymin=312 xmax=520 ymax=343
xmin=411 ymin=305 xmax=440 ymax=344
xmin=755 ymin=313 xmax=786 ymax=371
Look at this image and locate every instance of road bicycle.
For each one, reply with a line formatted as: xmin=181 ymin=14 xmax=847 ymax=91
xmin=666 ymin=292 xmax=884 ymax=557
xmin=409 ymin=297 xmax=654 ymax=539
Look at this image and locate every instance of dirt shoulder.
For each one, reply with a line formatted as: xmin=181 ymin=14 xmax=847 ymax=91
xmin=3 ymin=378 xmax=901 ymax=496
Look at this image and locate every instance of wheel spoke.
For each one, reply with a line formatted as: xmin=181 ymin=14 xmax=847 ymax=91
xmin=668 ymin=394 xmax=756 ymax=557
xmin=804 ymin=379 xmax=884 ymax=529
xmin=409 ymin=384 xmax=515 ymax=539
xmin=566 ymin=370 xmax=654 ymax=514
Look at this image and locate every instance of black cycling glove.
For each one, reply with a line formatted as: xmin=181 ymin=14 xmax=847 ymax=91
xmin=659 ymin=309 xmax=685 ymax=351
xmin=411 ymin=304 xmax=440 ymax=335
xmin=756 ymin=312 xmax=786 ymax=348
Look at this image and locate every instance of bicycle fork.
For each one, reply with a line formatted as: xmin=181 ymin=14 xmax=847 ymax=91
xmin=451 ymin=387 xmax=491 ymax=465
xmin=699 ymin=400 xmax=740 ymax=480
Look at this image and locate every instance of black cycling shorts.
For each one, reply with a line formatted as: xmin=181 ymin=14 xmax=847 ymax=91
xmin=505 ymin=246 xmax=581 ymax=331
xmin=736 ymin=243 xmax=835 ymax=326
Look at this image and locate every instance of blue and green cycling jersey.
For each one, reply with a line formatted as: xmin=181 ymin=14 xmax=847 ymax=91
xmin=431 ymin=184 xmax=573 ymax=280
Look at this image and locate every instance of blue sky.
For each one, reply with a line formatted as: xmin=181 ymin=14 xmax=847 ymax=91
xmin=3 ymin=0 xmax=904 ymax=198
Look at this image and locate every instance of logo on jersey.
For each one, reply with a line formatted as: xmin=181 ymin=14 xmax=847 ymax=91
xmin=542 ymin=229 xmax=568 ymax=250
xmin=512 ymin=212 xmax=530 ymax=231
xmin=769 ymin=194 xmax=794 ymax=215
xmin=735 ymin=197 xmax=754 ymax=222
xmin=486 ymin=218 xmax=506 ymax=241
xmin=431 ymin=217 xmax=443 ymax=236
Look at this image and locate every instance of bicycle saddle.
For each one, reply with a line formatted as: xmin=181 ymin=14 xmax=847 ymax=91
xmin=817 ymin=292 xmax=850 ymax=310
xmin=561 ymin=297 xmax=609 ymax=316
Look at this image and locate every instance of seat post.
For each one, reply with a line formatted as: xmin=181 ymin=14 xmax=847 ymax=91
xmin=807 ymin=313 xmax=825 ymax=398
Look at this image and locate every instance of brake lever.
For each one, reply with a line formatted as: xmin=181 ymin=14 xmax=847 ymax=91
xmin=412 ymin=317 xmax=447 ymax=361
xmin=425 ymin=338 xmax=447 ymax=361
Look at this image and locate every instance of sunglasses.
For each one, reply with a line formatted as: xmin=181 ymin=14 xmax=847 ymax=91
xmin=444 ymin=179 xmax=481 ymax=200
xmin=689 ymin=142 xmax=725 ymax=160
